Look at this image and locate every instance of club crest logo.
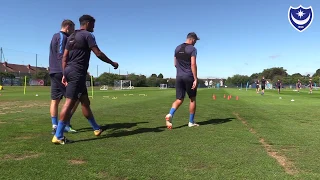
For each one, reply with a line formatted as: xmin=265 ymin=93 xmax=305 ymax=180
xmin=288 ymin=5 xmax=313 ymax=32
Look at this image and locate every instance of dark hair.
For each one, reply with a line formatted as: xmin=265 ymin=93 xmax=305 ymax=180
xmin=61 ymin=19 xmax=75 ymax=27
xmin=79 ymin=15 xmax=95 ymax=25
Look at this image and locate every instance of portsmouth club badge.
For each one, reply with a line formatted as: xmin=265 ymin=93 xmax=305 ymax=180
xmin=288 ymin=5 xmax=313 ymax=32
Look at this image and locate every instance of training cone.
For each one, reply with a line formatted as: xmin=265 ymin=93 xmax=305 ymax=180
xmin=224 ymin=94 xmax=226 ymax=98
xmin=227 ymin=95 xmax=230 ymax=100
xmin=230 ymin=95 xmax=232 ymax=98
xmin=236 ymin=96 xmax=239 ymax=100
xmin=213 ymin=94 xmax=216 ymax=100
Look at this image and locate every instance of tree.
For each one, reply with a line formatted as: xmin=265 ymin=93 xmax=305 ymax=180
xmin=291 ymin=73 xmax=302 ymax=77
xmin=314 ymin=69 xmax=320 ymax=77
xmin=225 ymin=74 xmax=251 ymax=86
xmin=261 ymin=67 xmax=288 ymax=80
xmin=157 ymin=73 xmax=164 ymax=79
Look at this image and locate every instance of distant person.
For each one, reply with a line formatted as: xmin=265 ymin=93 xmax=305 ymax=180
xmin=165 ymin=32 xmax=200 ymax=129
xmin=49 ymin=19 xmax=79 ymax=135
xmin=52 ymin=15 xmax=119 ymax=145
xmin=256 ymin=80 xmax=260 ymax=93
xmin=296 ymin=79 xmax=301 ymax=93
xmin=309 ymin=79 xmax=313 ymax=94
xmin=276 ymin=79 xmax=282 ymax=94
xmin=261 ymin=76 xmax=266 ymax=95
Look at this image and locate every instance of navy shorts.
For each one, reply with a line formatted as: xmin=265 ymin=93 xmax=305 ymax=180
xmin=261 ymin=85 xmax=265 ymax=90
xmin=175 ymin=76 xmax=197 ymax=99
xmin=50 ymin=73 xmax=66 ymax=100
xmin=64 ymin=67 xmax=88 ymax=100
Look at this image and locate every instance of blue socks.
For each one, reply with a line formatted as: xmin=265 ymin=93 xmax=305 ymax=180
xmin=189 ymin=114 xmax=195 ymax=123
xmin=51 ymin=117 xmax=58 ymax=127
xmin=169 ymin=108 xmax=176 ymax=116
xmin=88 ymin=117 xmax=100 ymax=130
xmin=55 ymin=121 xmax=67 ymax=139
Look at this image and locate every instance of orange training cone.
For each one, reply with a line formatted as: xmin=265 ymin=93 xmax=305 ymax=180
xmin=236 ymin=96 xmax=239 ymax=100
xmin=224 ymin=94 xmax=226 ymax=98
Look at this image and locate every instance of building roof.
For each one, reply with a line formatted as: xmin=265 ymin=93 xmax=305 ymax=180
xmin=0 ymin=62 xmax=47 ymax=74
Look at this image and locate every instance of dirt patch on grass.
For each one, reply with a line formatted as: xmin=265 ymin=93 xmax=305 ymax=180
xmin=0 ymin=121 xmax=7 ymax=124
xmin=1 ymin=152 xmax=42 ymax=161
xmin=68 ymin=159 xmax=86 ymax=165
xmin=0 ymin=101 xmax=49 ymax=110
xmin=15 ymin=136 xmax=33 ymax=140
xmin=233 ymin=112 xmax=298 ymax=175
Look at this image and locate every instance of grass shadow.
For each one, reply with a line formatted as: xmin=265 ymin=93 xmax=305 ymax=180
xmin=72 ymin=125 xmax=166 ymax=143
xmin=174 ymin=117 xmax=234 ymax=129
xmin=71 ymin=118 xmax=233 ymax=144
xmin=75 ymin=121 xmax=149 ymax=133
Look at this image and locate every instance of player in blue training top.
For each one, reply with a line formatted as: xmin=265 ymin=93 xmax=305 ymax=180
xmin=165 ymin=32 xmax=200 ymax=129
xmin=49 ymin=20 xmax=80 ymax=134
xmin=52 ymin=15 xmax=119 ymax=145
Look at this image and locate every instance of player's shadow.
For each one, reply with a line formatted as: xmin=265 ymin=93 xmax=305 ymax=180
xmin=71 ymin=121 xmax=166 ymax=143
xmin=71 ymin=118 xmax=233 ymax=143
xmin=174 ymin=117 xmax=234 ymax=129
xmin=75 ymin=121 xmax=149 ymax=133
xmin=72 ymin=125 xmax=166 ymax=143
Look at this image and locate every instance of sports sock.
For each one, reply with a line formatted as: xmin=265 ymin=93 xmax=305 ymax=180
xmin=51 ymin=117 xmax=58 ymax=128
xmin=65 ymin=113 xmax=74 ymax=129
xmin=189 ymin=114 xmax=195 ymax=124
xmin=88 ymin=117 xmax=100 ymax=130
xmin=55 ymin=121 xmax=66 ymax=139
xmin=169 ymin=108 xmax=176 ymax=116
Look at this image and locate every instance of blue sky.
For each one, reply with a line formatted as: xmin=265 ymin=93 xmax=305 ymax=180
xmin=0 ymin=0 xmax=319 ymax=79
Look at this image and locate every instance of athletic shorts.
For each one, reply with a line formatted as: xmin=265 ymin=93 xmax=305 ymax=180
xmin=256 ymin=85 xmax=259 ymax=89
xmin=175 ymin=76 xmax=197 ymax=99
xmin=64 ymin=67 xmax=88 ymax=100
xmin=277 ymin=86 xmax=281 ymax=89
xmin=261 ymin=85 xmax=265 ymax=90
xmin=50 ymin=72 xmax=66 ymax=100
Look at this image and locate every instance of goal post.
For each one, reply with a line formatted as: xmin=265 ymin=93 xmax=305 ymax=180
xmin=160 ymin=84 xmax=168 ymax=89
xmin=113 ymin=80 xmax=134 ymax=90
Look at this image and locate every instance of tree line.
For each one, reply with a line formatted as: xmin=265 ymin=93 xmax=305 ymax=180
xmin=225 ymin=67 xmax=320 ymax=87
xmin=2 ymin=66 xmax=319 ymax=87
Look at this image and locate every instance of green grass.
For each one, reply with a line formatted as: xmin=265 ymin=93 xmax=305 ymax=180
xmin=0 ymin=86 xmax=320 ymax=179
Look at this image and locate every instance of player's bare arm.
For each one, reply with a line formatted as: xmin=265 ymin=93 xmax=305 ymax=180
xmin=91 ymin=46 xmax=118 ymax=69
xmin=61 ymin=49 xmax=69 ymax=86
xmin=191 ymin=56 xmax=197 ymax=89
xmin=62 ymin=49 xmax=69 ymax=73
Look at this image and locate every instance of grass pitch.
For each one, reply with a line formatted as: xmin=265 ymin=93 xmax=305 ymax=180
xmin=0 ymin=86 xmax=320 ymax=179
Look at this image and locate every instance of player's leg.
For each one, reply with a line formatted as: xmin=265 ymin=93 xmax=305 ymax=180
xmin=49 ymin=73 xmax=64 ymax=134
xmin=52 ymin=97 xmax=77 ymax=144
xmin=186 ymin=77 xmax=199 ymax=127
xmin=52 ymin=70 xmax=82 ymax=144
xmin=78 ymin=89 xmax=103 ymax=136
xmin=50 ymin=99 xmax=60 ymax=134
xmin=54 ymin=72 xmax=78 ymax=133
xmin=278 ymin=86 xmax=280 ymax=94
xmin=165 ymin=77 xmax=185 ymax=129
xmin=64 ymin=100 xmax=80 ymax=133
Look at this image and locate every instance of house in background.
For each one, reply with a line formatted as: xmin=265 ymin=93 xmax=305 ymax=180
xmin=0 ymin=62 xmax=48 ymax=78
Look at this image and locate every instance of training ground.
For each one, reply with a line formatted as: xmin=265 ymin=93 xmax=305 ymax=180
xmin=0 ymin=86 xmax=319 ymax=179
